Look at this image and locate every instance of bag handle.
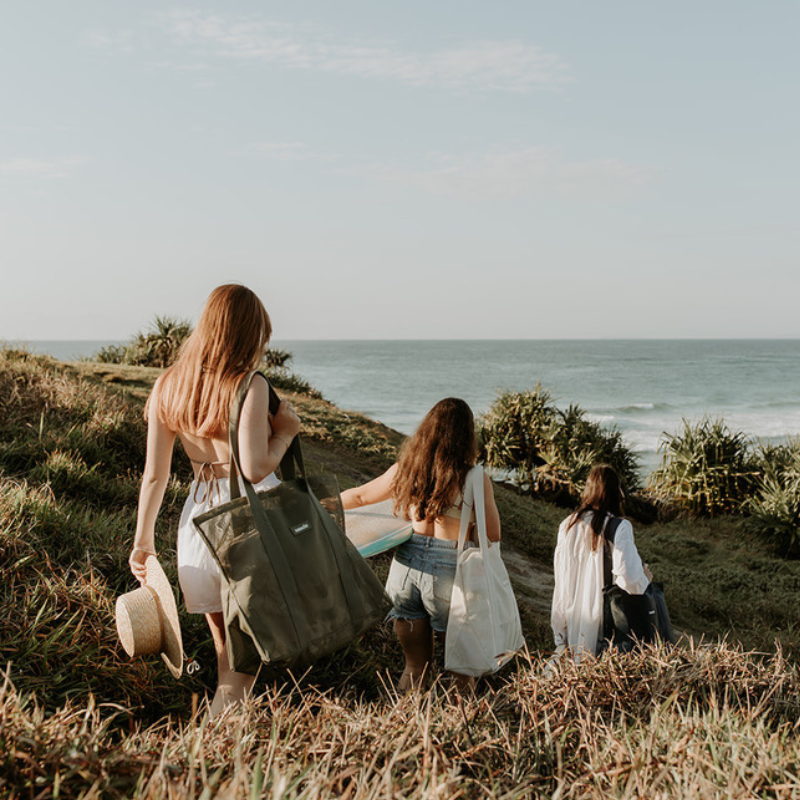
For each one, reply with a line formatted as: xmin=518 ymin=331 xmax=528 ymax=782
xmin=456 ymin=465 xmax=491 ymax=553
xmin=602 ymin=516 xmax=623 ymax=589
xmin=227 ymin=371 xmax=305 ymax=500
xmin=223 ymin=371 xmax=366 ymax=635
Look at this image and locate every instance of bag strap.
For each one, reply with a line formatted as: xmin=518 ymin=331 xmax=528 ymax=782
xmin=602 ymin=515 xmax=624 ymax=589
xmin=224 ymin=372 xmax=365 ymax=645
xmin=456 ymin=465 xmax=490 ymax=553
xmin=227 ymin=371 xmax=304 ymax=500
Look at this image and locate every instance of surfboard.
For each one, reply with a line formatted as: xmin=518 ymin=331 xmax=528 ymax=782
xmin=345 ymin=500 xmax=413 ymax=558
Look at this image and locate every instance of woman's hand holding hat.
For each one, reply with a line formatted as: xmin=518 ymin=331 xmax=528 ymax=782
xmin=129 ymin=545 xmax=156 ymax=584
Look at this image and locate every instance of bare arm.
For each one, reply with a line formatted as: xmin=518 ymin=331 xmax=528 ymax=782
xmin=484 ymin=472 xmax=501 ymax=542
xmin=237 ymin=375 xmax=301 ymax=483
xmin=340 ymin=464 xmax=398 ymax=510
xmin=130 ymin=396 xmax=176 ymax=583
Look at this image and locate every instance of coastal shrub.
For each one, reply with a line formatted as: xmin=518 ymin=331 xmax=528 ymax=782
xmin=480 ymin=388 xmax=640 ymax=499
xmin=94 ymin=316 xmax=192 ymax=368
xmin=261 ymin=349 xmax=325 ymax=398
xmin=93 ymin=342 xmax=128 ymax=363
xmin=543 ymin=403 xmax=641 ymax=494
xmin=263 ymin=366 xmax=324 ymax=399
xmin=264 ymin=347 xmax=292 ymax=369
xmin=752 ymin=439 xmax=800 ymax=479
xmin=94 ymin=325 xmax=324 ymax=399
xmin=745 ymin=440 xmax=800 ymax=555
xmin=479 ymin=386 xmax=556 ymax=490
xmin=648 ymin=417 xmax=755 ymax=516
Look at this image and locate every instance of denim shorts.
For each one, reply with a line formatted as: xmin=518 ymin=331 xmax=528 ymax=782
xmin=384 ymin=534 xmax=474 ymax=633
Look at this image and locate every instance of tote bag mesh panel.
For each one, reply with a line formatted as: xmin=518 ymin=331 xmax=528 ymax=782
xmin=194 ymin=474 xmax=388 ymax=672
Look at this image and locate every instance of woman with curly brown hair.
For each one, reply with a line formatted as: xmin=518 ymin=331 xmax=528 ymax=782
xmin=340 ymin=397 xmax=501 ymax=689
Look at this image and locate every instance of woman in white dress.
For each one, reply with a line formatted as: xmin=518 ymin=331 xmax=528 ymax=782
xmin=129 ymin=284 xmax=301 ymax=715
xmin=551 ymin=464 xmax=652 ymax=661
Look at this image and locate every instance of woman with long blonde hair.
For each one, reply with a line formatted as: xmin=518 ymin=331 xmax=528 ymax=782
xmin=341 ymin=398 xmax=501 ymax=689
xmin=129 ymin=284 xmax=300 ymax=715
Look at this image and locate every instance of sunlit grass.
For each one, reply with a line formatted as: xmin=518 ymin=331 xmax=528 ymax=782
xmin=4 ymin=642 xmax=800 ymax=799
xmin=4 ymin=346 xmax=800 ymax=798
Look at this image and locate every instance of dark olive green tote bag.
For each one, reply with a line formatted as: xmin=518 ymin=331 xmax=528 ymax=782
xmin=193 ymin=372 xmax=391 ymax=674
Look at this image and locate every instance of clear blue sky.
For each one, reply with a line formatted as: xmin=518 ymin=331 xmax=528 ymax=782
xmin=2 ymin=1 xmax=798 ymax=339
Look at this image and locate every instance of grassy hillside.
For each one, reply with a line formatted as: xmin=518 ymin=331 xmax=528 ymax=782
xmin=2 ymin=347 xmax=800 ymax=798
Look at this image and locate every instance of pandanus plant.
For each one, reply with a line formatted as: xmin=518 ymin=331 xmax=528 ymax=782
xmin=479 ymin=388 xmax=639 ymax=499
xmin=648 ymin=417 xmax=755 ymax=516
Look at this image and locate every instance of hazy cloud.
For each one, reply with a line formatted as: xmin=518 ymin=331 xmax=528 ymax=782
xmin=0 ymin=157 xmax=85 ymax=179
xmin=84 ymin=30 xmax=136 ymax=53
xmin=373 ymin=147 xmax=657 ymax=201
xmin=240 ymin=142 xmax=317 ymax=161
xmin=154 ymin=11 xmax=569 ymax=93
xmin=237 ymin=141 xmax=338 ymax=162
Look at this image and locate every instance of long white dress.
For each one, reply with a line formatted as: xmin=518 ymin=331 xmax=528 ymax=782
xmin=551 ymin=511 xmax=649 ymax=661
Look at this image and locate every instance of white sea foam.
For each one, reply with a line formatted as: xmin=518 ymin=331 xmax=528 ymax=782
xmin=725 ymin=410 xmax=800 ymax=440
xmin=587 ymin=413 xmax=616 ymax=424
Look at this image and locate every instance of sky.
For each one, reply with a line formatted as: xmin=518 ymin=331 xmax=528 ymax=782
xmin=1 ymin=1 xmax=798 ymax=340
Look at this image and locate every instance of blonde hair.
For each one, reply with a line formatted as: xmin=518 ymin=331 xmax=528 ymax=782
xmin=147 ymin=284 xmax=272 ymax=437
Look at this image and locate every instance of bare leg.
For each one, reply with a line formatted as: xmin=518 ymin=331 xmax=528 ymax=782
xmin=394 ymin=618 xmax=434 ymax=691
xmin=435 ymin=630 xmax=475 ymax=694
xmin=206 ymin=612 xmax=256 ymax=718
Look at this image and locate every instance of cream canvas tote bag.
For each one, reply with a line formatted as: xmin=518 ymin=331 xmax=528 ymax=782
xmin=445 ymin=465 xmax=525 ymax=677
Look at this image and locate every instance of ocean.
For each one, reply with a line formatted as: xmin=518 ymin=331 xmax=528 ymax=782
xmin=19 ymin=339 xmax=800 ymax=478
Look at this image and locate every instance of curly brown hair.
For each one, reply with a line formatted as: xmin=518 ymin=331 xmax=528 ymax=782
xmin=392 ymin=398 xmax=478 ymax=524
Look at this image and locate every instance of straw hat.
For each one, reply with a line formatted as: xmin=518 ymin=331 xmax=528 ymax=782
xmin=116 ymin=556 xmax=183 ymax=678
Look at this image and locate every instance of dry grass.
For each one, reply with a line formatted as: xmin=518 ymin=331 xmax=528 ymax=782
xmin=5 ymin=348 xmax=800 ymax=798
xmin=4 ymin=641 xmax=800 ymax=799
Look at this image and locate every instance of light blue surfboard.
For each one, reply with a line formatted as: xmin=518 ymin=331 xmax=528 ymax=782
xmin=345 ymin=500 xmax=413 ymax=558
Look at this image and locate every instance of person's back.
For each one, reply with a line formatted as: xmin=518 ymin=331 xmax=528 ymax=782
xmin=340 ymin=397 xmax=501 ymax=689
xmin=129 ymin=284 xmax=301 ymax=716
xmin=550 ymin=465 xmax=650 ymax=661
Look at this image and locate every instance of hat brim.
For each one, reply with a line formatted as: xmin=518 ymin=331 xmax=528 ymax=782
xmin=144 ymin=556 xmax=183 ymax=679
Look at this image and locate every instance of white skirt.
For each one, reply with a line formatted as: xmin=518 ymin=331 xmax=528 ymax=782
xmin=177 ymin=473 xmax=280 ymax=614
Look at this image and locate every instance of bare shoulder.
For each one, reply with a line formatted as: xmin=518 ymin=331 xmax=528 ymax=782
xmin=146 ymin=375 xmax=167 ymax=424
xmin=241 ymin=372 xmax=269 ymax=411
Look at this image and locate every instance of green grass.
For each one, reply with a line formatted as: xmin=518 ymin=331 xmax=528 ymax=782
xmin=3 ymin=346 xmax=800 ymax=798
